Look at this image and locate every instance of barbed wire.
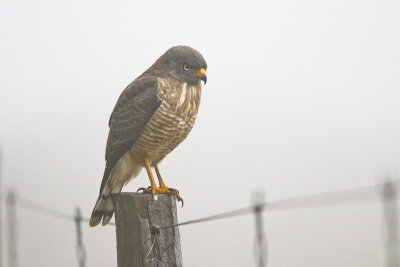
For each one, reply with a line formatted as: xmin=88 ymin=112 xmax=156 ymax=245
xmin=158 ymin=183 xmax=381 ymax=230
xmin=17 ymin=197 xmax=74 ymax=221
xmin=2 ymin=182 xmax=389 ymax=230
xmin=10 ymin=197 xmax=116 ymax=226
xmin=1 ymin=181 xmax=397 ymax=267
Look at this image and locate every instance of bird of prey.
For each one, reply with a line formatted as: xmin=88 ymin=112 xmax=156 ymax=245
xmin=89 ymin=46 xmax=207 ymax=227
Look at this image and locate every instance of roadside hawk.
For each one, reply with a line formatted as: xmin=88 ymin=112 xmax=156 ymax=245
xmin=90 ymin=46 xmax=207 ymax=227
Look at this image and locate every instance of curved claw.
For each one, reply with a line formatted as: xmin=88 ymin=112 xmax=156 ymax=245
xmin=168 ymin=188 xmax=184 ymax=207
xmin=168 ymin=187 xmax=180 ymax=195
xmin=137 ymin=186 xmax=184 ymax=207
xmin=137 ymin=186 xmax=152 ymax=192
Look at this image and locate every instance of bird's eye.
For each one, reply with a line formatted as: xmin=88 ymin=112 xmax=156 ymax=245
xmin=183 ymin=64 xmax=191 ymax=71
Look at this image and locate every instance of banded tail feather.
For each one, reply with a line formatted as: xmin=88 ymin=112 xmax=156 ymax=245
xmin=89 ymin=197 xmax=114 ymax=227
xmin=90 ymin=158 xmax=142 ymax=227
xmin=89 ymin=183 xmax=122 ymax=227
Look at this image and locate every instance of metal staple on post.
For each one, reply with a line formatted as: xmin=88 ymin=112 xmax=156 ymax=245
xmin=74 ymin=207 xmax=86 ymax=267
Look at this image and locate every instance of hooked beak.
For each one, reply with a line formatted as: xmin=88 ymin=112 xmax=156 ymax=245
xmin=195 ymin=68 xmax=207 ymax=84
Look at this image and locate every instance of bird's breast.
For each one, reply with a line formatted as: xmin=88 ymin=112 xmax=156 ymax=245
xmin=157 ymin=79 xmax=201 ymax=116
xmin=130 ymin=78 xmax=202 ymax=164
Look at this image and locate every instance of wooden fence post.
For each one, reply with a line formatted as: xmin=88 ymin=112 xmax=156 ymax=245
xmin=112 ymin=193 xmax=182 ymax=267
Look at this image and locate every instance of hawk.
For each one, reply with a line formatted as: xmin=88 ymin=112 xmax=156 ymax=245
xmin=89 ymin=46 xmax=207 ymax=227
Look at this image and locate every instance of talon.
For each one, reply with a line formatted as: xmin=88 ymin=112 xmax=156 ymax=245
xmin=137 ymin=185 xmax=184 ymax=205
xmin=150 ymin=165 xmax=184 ymax=206
xmin=168 ymin=188 xmax=179 ymax=194
xmin=167 ymin=188 xmax=184 ymax=206
xmin=138 ymin=187 xmax=155 ymax=194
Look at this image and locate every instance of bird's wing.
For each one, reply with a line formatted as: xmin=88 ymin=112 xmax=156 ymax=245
xmin=99 ymin=75 xmax=161 ymax=195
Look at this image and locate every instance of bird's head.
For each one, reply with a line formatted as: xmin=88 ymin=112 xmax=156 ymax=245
xmin=153 ymin=45 xmax=207 ymax=85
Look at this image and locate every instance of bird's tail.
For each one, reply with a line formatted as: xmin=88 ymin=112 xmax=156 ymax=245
xmin=89 ymin=184 xmax=122 ymax=227
xmin=90 ymin=158 xmax=143 ymax=227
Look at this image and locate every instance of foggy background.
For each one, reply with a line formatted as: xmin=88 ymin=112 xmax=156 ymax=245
xmin=1 ymin=0 xmax=399 ymax=266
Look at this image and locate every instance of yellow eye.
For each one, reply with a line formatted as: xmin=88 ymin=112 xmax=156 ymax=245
xmin=183 ymin=64 xmax=191 ymax=71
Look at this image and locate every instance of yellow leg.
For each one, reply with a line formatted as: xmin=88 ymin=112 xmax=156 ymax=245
xmin=155 ymin=165 xmax=167 ymax=188
xmin=154 ymin=165 xmax=183 ymax=204
xmin=144 ymin=160 xmax=157 ymax=189
xmin=139 ymin=163 xmax=184 ymax=205
xmin=141 ymin=160 xmax=172 ymax=195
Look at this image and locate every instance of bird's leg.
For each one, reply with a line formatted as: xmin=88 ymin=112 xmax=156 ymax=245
xmin=144 ymin=160 xmax=158 ymax=190
xmin=155 ymin=165 xmax=183 ymax=204
xmin=138 ymin=159 xmax=159 ymax=193
xmin=138 ymin=161 xmax=183 ymax=205
xmin=154 ymin=165 xmax=167 ymax=188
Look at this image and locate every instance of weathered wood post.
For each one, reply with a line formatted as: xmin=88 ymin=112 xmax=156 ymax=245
xmin=112 ymin=193 xmax=182 ymax=267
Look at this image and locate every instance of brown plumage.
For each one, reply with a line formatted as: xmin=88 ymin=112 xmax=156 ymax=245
xmin=90 ymin=46 xmax=207 ymax=227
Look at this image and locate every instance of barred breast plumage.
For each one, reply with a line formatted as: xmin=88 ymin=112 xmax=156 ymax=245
xmin=130 ymin=78 xmax=202 ymax=165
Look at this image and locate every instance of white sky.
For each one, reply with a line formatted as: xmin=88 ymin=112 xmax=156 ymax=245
xmin=0 ymin=0 xmax=399 ymax=266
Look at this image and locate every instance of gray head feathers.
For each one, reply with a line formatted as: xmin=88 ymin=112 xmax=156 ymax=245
xmin=149 ymin=45 xmax=207 ymax=84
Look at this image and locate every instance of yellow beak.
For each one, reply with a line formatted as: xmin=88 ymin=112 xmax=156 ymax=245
xmin=195 ymin=68 xmax=207 ymax=84
xmin=196 ymin=68 xmax=206 ymax=77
